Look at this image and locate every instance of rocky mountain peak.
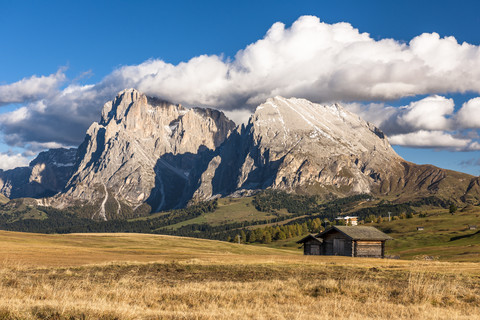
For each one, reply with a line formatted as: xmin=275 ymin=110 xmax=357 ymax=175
xmin=0 ymin=148 xmax=77 ymax=199
xmin=4 ymin=92 xmax=480 ymax=220
xmin=53 ymin=89 xmax=236 ymax=218
xmin=29 ymin=148 xmax=77 ymax=168
xmin=100 ymin=88 xmax=179 ymax=126
xmin=250 ymin=96 xmax=396 ymax=159
xmin=198 ymin=96 xmax=403 ymax=198
xmin=190 ymin=97 xmax=405 ymax=201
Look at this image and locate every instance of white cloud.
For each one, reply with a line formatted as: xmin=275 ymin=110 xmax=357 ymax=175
xmin=99 ymin=15 xmax=480 ymax=108
xmin=389 ymin=130 xmax=480 ymax=150
xmin=0 ymin=153 xmax=30 ymax=170
xmin=344 ymin=96 xmax=480 ymax=150
xmin=397 ymin=96 xmax=454 ymax=131
xmin=343 ymin=95 xmax=455 ymax=135
xmin=0 ymin=106 xmax=30 ymax=123
xmin=0 ymin=70 xmax=65 ymax=106
xmin=456 ymin=98 xmax=480 ymax=129
xmin=342 ymin=102 xmax=397 ymax=127
xmin=2 ymin=15 xmax=480 ymax=152
xmin=223 ymin=109 xmax=252 ymax=125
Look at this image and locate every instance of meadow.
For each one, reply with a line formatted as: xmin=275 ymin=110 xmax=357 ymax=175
xmin=1 ymin=231 xmax=480 ymax=319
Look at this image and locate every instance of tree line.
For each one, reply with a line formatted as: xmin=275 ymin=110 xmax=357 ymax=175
xmin=0 ymin=191 xmax=437 ymax=244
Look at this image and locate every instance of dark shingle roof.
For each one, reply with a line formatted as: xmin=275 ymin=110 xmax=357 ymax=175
xmin=296 ymin=234 xmax=323 ymax=244
xmin=318 ymin=226 xmax=393 ymax=240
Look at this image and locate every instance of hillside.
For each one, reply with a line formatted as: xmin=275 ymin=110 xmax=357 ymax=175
xmin=0 ymin=230 xmax=295 ymax=267
xmin=375 ymin=207 xmax=480 ymax=261
xmin=2 ymin=191 xmax=480 ymax=261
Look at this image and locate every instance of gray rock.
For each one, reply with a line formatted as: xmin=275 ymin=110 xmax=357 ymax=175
xmin=5 ymin=90 xmax=479 ymax=219
xmin=192 ymin=96 xmax=403 ymax=200
xmin=0 ymin=148 xmax=76 ymax=198
xmin=50 ymin=89 xmax=235 ymax=219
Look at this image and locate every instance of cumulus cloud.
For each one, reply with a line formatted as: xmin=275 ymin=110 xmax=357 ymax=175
xmin=222 ymin=109 xmax=252 ymax=125
xmin=0 ymin=84 xmax=114 ymax=148
xmin=345 ymin=95 xmax=480 ymax=151
xmin=344 ymin=95 xmax=455 ymax=134
xmin=2 ymin=15 xmax=480 ymax=152
xmin=0 ymin=70 xmax=65 ymax=106
xmin=0 ymin=152 xmax=30 ymax=170
xmin=344 ymin=96 xmax=480 ymax=150
xmin=122 ymin=16 xmax=480 ymax=106
xmin=388 ymin=130 xmax=480 ymax=150
xmin=456 ymin=98 xmax=480 ymax=129
xmin=396 ymin=96 xmax=454 ymax=132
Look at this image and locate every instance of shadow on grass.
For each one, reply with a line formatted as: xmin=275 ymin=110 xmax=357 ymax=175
xmin=450 ymin=230 xmax=480 ymax=241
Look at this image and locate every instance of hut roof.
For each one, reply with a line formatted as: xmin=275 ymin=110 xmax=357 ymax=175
xmin=318 ymin=226 xmax=393 ymax=240
xmin=296 ymin=234 xmax=323 ymax=244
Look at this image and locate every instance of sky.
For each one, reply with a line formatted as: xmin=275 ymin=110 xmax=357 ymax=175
xmin=1 ymin=0 xmax=480 ymax=174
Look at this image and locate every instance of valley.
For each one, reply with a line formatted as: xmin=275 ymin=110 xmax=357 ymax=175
xmin=2 ymin=190 xmax=480 ymax=261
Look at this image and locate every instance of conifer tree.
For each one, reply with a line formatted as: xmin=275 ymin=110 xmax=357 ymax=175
xmin=240 ymin=230 xmax=247 ymax=243
xmin=301 ymin=222 xmax=309 ymax=234
xmin=263 ymin=231 xmax=272 ymax=244
xmin=247 ymin=231 xmax=257 ymax=243
xmin=277 ymin=231 xmax=287 ymax=240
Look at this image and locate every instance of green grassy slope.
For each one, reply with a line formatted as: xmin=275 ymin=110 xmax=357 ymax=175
xmin=0 ymin=198 xmax=47 ymax=220
xmin=164 ymin=197 xmax=291 ymax=230
xmin=243 ymin=205 xmax=480 ymax=261
xmin=375 ymin=207 xmax=480 ymax=261
xmin=261 ymin=206 xmax=480 ymax=261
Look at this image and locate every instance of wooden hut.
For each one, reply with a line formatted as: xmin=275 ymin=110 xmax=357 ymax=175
xmin=297 ymin=226 xmax=392 ymax=258
xmin=297 ymin=234 xmax=323 ymax=255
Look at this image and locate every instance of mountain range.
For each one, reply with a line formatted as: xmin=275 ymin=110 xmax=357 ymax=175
xmin=1 ymin=89 xmax=479 ymax=220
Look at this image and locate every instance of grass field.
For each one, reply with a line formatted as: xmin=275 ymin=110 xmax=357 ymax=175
xmin=162 ymin=197 xmax=291 ymax=230
xmin=1 ymin=231 xmax=480 ymax=319
xmin=374 ymin=207 xmax=480 ymax=261
xmin=251 ymin=205 xmax=480 ymax=261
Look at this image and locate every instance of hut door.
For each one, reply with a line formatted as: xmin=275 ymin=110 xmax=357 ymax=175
xmin=333 ymin=238 xmax=345 ymax=255
xmin=310 ymin=244 xmax=320 ymax=255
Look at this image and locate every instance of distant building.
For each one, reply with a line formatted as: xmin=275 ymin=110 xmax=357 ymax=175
xmin=468 ymin=225 xmax=477 ymax=230
xmin=335 ymin=216 xmax=358 ymax=226
xmin=297 ymin=226 xmax=393 ymax=258
xmin=417 ymin=226 xmax=424 ymax=231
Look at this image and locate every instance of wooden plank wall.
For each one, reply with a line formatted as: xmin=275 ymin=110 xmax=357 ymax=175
xmin=322 ymin=231 xmax=353 ymax=256
xmin=355 ymin=240 xmax=383 ymax=258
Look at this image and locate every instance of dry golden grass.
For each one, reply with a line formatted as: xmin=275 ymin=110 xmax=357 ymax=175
xmin=1 ymin=231 xmax=480 ymax=319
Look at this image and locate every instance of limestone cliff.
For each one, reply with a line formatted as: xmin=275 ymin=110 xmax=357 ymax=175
xmin=193 ymin=97 xmax=480 ymax=204
xmin=0 ymin=148 xmax=76 ymax=199
xmin=51 ymin=89 xmax=235 ymax=219
xmin=3 ymin=91 xmax=479 ymax=219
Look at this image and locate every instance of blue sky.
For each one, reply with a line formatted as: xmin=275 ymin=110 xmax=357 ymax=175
xmin=1 ymin=0 xmax=480 ymax=174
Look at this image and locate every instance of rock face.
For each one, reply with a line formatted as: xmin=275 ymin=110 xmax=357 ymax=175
xmin=3 ymin=90 xmax=480 ymax=219
xmin=193 ymin=96 xmax=403 ymax=199
xmin=0 ymin=148 xmax=76 ymax=199
xmin=52 ymin=89 xmax=235 ymax=219
xmin=192 ymin=96 xmax=480 ymax=204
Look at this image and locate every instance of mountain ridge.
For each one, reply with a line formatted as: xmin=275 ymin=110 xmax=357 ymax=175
xmin=1 ymin=89 xmax=479 ymax=219
xmin=0 ymin=148 xmax=76 ymax=199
